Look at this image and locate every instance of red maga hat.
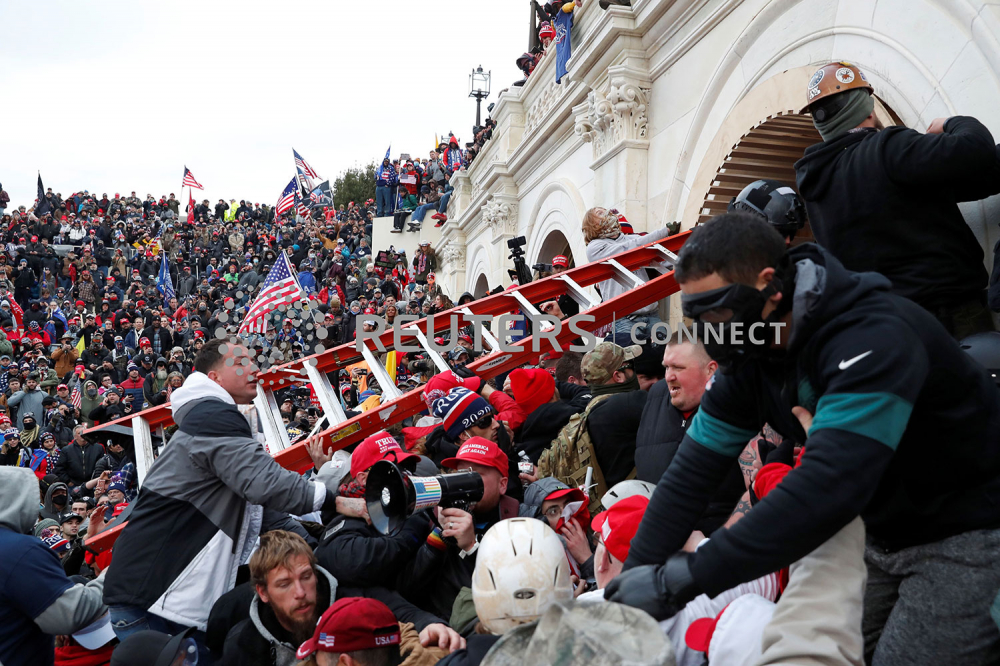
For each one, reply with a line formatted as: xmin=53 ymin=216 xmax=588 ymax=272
xmin=349 ymin=431 xmax=417 ymax=478
xmin=296 ymin=597 xmax=400 ymax=659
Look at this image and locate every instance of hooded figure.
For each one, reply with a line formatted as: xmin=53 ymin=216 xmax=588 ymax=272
xmin=40 ymin=481 xmax=70 ymax=522
xmin=80 ymin=379 xmax=102 ymax=427
xmin=0 ymin=468 xmax=107 ymax=666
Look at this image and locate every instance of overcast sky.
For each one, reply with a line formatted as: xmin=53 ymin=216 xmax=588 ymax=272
xmin=0 ymin=1 xmax=526 ymax=208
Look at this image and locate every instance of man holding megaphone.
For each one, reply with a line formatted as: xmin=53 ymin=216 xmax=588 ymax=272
xmin=315 ymin=431 xmax=435 ymax=590
xmin=396 ymin=434 xmax=522 ymax=622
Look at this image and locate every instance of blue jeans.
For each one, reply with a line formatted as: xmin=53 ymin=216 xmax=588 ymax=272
xmin=375 ymin=186 xmax=393 ymax=217
xmin=109 ymin=604 xmax=216 ymax=664
xmin=411 ymin=203 xmax=436 ymax=223
xmin=613 ymin=314 xmax=661 ymax=343
xmin=438 ymin=190 xmax=452 ymax=215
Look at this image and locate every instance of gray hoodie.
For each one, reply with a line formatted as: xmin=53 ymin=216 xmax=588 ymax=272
xmin=40 ymin=481 xmax=69 ymax=522
xmin=0 ymin=467 xmax=107 ymax=641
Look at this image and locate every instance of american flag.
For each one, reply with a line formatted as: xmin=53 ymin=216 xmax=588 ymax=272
xmin=293 ymin=149 xmax=320 ymax=179
xmin=295 ymin=192 xmax=309 ymax=217
xmin=182 ymin=167 xmax=204 ymax=190
xmin=238 ymin=253 xmax=306 ymax=336
xmin=275 ymin=177 xmax=297 ymax=216
xmin=70 ymin=382 xmax=82 ymax=409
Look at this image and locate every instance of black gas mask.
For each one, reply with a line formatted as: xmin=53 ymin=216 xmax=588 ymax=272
xmin=680 ymin=258 xmax=794 ymax=373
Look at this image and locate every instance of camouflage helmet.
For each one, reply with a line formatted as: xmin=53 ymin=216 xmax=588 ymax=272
xmin=581 ymin=342 xmax=642 ymax=385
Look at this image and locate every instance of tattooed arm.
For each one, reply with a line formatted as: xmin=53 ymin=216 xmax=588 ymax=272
xmin=724 ymin=491 xmax=753 ymax=527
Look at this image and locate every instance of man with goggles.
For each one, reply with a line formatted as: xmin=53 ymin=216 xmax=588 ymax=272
xmin=606 ymin=213 xmax=1000 ymax=665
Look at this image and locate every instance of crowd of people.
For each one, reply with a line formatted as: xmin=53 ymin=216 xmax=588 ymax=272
xmin=3 ymin=56 xmax=1000 ymax=666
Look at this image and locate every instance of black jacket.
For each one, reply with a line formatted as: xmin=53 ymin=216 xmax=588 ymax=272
xmin=795 ymin=118 xmax=1000 ymax=312
xmin=54 ymin=440 xmax=104 ymax=488
xmin=399 ymin=496 xmax=520 ymax=620
xmin=635 ymin=382 xmax=744 ymax=534
xmin=627 ymin=244 xmax=1000 ymax=596
xmin=516 ymin=382 xmax=592 ymax=462
xmin=314 ymin=512 xmax=432 ymax=589
xmin=587 ymin=389 xmax=647 ymax=487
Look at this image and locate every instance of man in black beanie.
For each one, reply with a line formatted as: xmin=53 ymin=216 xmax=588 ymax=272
xmin=795 ymin=60 xmax=1000 ymax=339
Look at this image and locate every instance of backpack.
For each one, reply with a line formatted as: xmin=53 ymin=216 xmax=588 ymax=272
xmin=536 ymin=394 xmax=634 ymax=515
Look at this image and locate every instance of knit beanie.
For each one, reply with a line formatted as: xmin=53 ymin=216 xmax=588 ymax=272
xmin=432 ymin=387 xmax=492 ymax=440
xmin=509 ymin=368 xmax=555 ymax=416
xmin=813 ymin=88 xmax=874 ymax=142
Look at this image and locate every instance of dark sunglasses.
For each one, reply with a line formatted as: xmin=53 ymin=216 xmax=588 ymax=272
xmin=472 ymin=410 xmax=495 ymax=430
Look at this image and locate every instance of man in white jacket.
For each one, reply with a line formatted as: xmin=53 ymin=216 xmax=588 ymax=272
xmin=103 ymin=339 xmax=346 ymax=655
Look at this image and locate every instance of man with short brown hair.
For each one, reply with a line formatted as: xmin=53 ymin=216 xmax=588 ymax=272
xmin=104 ymin=340 xmax=345 ymax=650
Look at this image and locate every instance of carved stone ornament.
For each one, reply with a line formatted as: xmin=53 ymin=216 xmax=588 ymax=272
xmin=525 ymin=80 xmax=569 ymax=136
xmin=442 ymin=244 xmax=467 ymax=268
xmin=481 ymin=197 xmax=519 ymax=237
xmin=574 ymin=74 xmax=649 ymax=159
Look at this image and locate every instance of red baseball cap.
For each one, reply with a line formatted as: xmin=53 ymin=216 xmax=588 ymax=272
xmin=422 ymin=370 xmax=481 ymax=410
xmin=441 ymin=436 xmax=509 ymax=477
xmin=296 ymin=597 xmax=400 ymax=659
xmin=551 ymin=255 xmax=569 ymax=268
xmin=590 ymin=495 xmax=649 ymax=563
xmin=349 ymin=431 xmax=418 ymax=478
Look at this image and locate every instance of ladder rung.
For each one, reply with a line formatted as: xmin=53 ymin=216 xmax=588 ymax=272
xmin=604 ymin=258 xmax=646 ymax=289
xmin=361 ymin=345 xmax=403 ymax=401
xmin=461 ymin=307 xmax=501 ymax=351
xmin=406 ymin=326 xmax=451 ymax=373
xmin=304 ymin=362 xmax=348 ymax=425
xmin=255 ymin=384 xmax=293 ymax=453
xmin=650 ymin=243 xmax=679 ymax=266
xmin=132 ymin=416 xmax=155 ymax=486
xmin=510 ymin=290 xmax=541 ymax=316
xmin=555 ymin=274 xmax=599 ymax=309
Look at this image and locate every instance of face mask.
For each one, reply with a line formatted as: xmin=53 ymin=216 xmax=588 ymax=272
xmin=86 ymin=388 xmax=97 ymax=397
xmin=52 ymin=494 xmax=67 ymax=508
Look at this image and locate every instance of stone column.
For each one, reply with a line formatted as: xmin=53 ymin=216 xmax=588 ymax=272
xmin=574 ymin=65 xmax=651 ymax=230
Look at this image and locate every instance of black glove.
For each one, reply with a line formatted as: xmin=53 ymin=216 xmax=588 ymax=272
xmin=451 ymin=365 xmax=484 ymax=392
xmin=604 ymin=552 xmax=701 ymax=621
xmin=764 ymin=437 xmax=796 ymax=466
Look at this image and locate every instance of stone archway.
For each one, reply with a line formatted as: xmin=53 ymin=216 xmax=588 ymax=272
xmin=534 ymin=229 xmax=575 ymax=268
xmin=473 ymin=273 xmax=491 ymax=298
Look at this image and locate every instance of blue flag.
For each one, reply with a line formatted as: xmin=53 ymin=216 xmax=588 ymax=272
xmin=157 ymin=254 xmax=175 ymax=300
xmin=384 ymin=144 xmax=391 ymax=161
xmin=555 ymin=9 xmax=574 ymax=84
xmin=50 ymin=304 xmax=68 ymax=329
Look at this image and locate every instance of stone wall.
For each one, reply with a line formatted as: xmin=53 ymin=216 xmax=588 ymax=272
xmin=437 ymin=0 xmax=1000 ymax=302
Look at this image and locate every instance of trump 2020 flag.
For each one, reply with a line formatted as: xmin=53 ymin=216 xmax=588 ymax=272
xmin=309 ymin=181 xmax=333 ymax=209
xmin=555 ymin=9 xmax=574 ymax=84
xmin=157 ymin=253 xmax=176 ymax=300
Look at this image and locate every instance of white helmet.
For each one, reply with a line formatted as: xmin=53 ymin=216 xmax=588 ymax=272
xmin=601 ymin=479 xmax=656 ymax=510
xmin=472 ymin=518 xmax=573 ymax=634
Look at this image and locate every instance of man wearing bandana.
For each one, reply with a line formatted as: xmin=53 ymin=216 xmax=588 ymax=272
xmin=607 ymin=213 xmax=1000 ymax=666
xmin=582 ymin=207 xmax=675 ymax=336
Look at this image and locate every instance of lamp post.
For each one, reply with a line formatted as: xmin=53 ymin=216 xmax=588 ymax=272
xmin=469 ymin=65 xmax=491 ymax=129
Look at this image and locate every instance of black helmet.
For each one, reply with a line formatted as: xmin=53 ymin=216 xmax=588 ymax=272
xmin=959 ymin=332 xmax=1000 ymax=387
xmin=728 ymin=179 xmax=807 ymax=240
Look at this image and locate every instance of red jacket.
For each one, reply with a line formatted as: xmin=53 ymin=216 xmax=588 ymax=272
xmin=489 ymin=388 xmax=526 ymax=433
